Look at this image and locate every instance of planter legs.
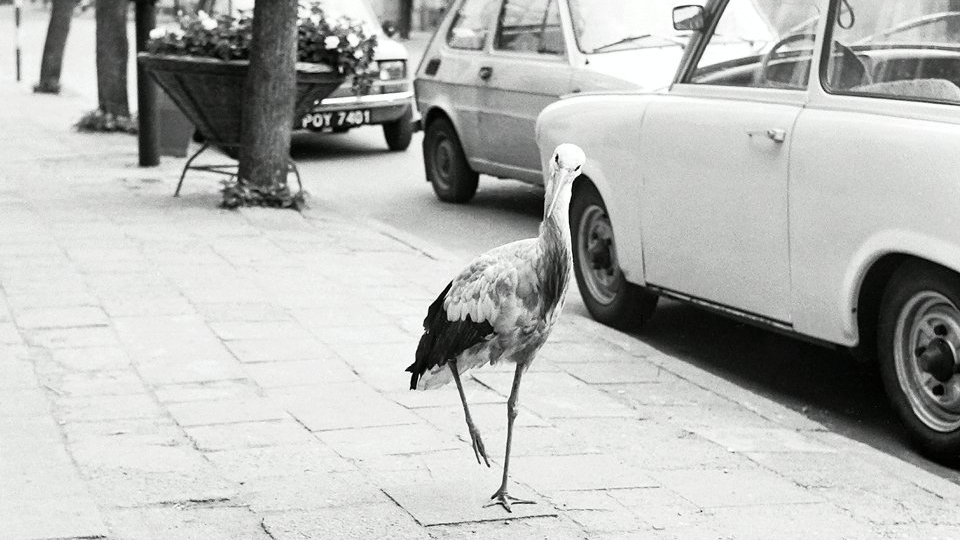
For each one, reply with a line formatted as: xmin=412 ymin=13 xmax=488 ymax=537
xmin=174 ymin=142 xmax=303 ymax=198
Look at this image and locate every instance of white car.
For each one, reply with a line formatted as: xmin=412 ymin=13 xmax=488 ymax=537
xmin=414 ymin=0 xmax=688 ymax=203
xmin=537 ymin=0 xmax=960 ymax=459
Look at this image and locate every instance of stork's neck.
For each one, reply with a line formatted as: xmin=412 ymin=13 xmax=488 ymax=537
xmin=539 ymin=182 xmax=573 ymax=258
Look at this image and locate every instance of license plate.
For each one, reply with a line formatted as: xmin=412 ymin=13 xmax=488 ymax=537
xmin=301 ymin=109 xmax=371 ymax=130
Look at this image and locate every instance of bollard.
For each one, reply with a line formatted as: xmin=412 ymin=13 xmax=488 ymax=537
xmin=14 ymin=0 xmax=22 ymax=82
xmin=135 ymin=0 xmax=159 ymax=167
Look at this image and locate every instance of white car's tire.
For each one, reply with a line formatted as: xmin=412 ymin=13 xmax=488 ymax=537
xmin=571 ymin=183 xmax=657 ymax=330
xmin=878 ymin=260 xmax=960 ymax=462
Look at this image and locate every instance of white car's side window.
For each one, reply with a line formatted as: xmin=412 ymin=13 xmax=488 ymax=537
xmin=824 ymin=0 xmax=960 ymax=104
xmin=494 ymin=0 xmax=565 ymax=55
xmin=689 ymin=0 xmax=821 ymax=90
xmin=446 ymin=0 xmax=501 ymax=50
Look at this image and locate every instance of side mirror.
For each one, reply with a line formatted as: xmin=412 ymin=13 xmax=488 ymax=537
xmin=382 ymin=20 xmax=397 ymax=37
xmin=673 ymin=5 xmax=705 ymax=32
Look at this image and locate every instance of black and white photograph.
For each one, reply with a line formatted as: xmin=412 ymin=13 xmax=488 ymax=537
xmin=2 ymin=0 xmax=960 ymax=538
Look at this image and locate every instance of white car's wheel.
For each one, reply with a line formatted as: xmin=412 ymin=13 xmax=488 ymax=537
xmin=879 ymin=261 xmax=960 ymax=462
xmin=570 ymin=183 xmax=657 ymax=329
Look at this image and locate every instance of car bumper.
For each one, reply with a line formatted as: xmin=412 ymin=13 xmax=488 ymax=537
xmin=297 ymin=92 xmax=414 ymax=130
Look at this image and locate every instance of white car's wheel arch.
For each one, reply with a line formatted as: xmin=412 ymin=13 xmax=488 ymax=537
xmin=815 ymin=231 xmax=960 ymax=350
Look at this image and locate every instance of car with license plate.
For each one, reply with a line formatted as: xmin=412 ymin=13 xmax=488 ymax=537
xmin=537 ymin=0 xmax=960 ymax=460
xmin=294 ymin=0 xmax=416 ymax=151
xmin=414 ymin=0 xmax=690 ymax=203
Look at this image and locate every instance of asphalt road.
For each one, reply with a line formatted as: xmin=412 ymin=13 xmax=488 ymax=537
xmin=7 ymin=2 xmax=958 ymax=484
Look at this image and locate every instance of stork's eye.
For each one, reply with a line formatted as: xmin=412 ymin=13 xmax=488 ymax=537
xmin=575 ymin=165 xmax=581 ymax=171
xmin=554 ymin=154 xmax=560 ymax=164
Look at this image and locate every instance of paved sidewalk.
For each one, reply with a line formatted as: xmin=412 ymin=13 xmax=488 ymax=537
xmin=1 ymin=82 xmax=959 ymax=540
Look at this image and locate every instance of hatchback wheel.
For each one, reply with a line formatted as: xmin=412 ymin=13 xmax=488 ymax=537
xmin=878 ymin=261 xmax=960 ymax=461
xmin=423 ymin=117 xmax=478 ymax=203
xmin=383 ymin=108 xmax=413 ymax=151
xmin=570 ymin=183 xmax=657 ymax=329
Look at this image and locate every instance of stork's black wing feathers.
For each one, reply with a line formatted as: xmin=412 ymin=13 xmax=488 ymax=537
xmin=406 ymin=281 xmax=495 ymax=389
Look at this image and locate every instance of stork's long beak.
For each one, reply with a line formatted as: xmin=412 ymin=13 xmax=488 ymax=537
xmin=545 ymin=167 xmax=572 ymax=218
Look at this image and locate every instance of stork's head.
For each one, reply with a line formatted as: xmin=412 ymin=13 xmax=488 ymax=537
xmin=546 ymin=143 xmax=586 ymax=217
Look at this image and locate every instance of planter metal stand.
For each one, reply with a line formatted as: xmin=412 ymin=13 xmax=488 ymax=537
xmin=138 ymin=53 xmax=344 ymax=196
xmin=174 ymin=142 xmax=303 ymax=197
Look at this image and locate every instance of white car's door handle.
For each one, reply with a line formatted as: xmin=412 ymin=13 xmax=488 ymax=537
xmin=747 ymin=128 xmax=787 ymax=143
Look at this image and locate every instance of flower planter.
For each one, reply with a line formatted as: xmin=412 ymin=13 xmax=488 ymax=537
xmin=157 ymin=89 xmax=194 ymax=158
xmin=138 ymin=53 xmax=344 ymax=151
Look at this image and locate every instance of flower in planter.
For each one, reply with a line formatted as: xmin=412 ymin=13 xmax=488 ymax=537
xmin=146 ymin=1 xmax=377 ymax=94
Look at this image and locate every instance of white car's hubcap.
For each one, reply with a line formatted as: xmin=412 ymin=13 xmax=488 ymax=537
xmin=895 ymin=291 xmax=960 ymax=432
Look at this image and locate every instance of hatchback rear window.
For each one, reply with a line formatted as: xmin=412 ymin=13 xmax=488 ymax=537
xmin=495 ymin=0 xmax=564 ymax=55
xmin=447 ymin=0 xmax=500 ymax=50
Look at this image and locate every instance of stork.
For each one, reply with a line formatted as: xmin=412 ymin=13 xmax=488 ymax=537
xmin=406 ymin=144 xmax=586 ymax=511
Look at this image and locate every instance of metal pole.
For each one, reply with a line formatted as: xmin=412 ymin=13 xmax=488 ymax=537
xmin=135 ymin=0 xmax=159 ymax=166
xmin=14 ymin=0 xmax=22 ymax=82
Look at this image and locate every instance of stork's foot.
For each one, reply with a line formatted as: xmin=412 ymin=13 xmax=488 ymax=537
xmin=483 ymin=489 xmax=535 ymax=513
xmin=468 ymin=427 xmax=490 ymax=467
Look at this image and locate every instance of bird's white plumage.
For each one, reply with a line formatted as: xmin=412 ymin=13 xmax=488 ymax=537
xmin=444 ymin=239 xmax=539 ymax=329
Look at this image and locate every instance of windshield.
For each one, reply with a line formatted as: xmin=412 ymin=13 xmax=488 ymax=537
xmin=568 ymin=0 xmax=692 ymax=53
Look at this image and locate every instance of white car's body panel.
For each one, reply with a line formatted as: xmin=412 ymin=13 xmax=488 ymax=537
xmin=537 ymin=0 xmax=960 ymax=348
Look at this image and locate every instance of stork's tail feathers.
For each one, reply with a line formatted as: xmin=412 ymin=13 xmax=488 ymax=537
xmin=407 ymin=331 xmax=433 ymax=390
xmin=406 ymin=282 xmax=453 ymax=390
xmin=407 ymin=280 xmax=495 ymax=391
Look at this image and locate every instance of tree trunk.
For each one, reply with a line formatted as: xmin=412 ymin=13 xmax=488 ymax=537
xmin=196 ymin=0 xmax=217 ymax=14
xmin=35 ymin=0 xmax=74 ymax=94
xmin=95 ymin=0 xmax=130 ymax=117
xmin=237 ymin=0 xmax=297 ymax=198
xmin=398 ymin=0 xmax=413 ymax=39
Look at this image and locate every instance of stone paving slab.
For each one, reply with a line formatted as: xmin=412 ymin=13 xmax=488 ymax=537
xmin=473 ymin=371 xmax=638 ymax=419
xmin=317 ymin=423 xmax=464 ymax=460
xmin=383 ymin=477 xmax=554 ymax=526
xmin=12 ymin=306 xmax=110 ymax=329
xmin=225 ymin=337 xmax=335 ymax=363
xmin=275 ymin=382 xmax=423 ymax=431
xmin=0 ymin=495 xmax=108 ymax=540
xmin=261 ymin=503 xmax=432 ymax=540
xmin=103 ymin=505 xmax=270 ymax=540
xmin=154 ymin=379 xmax=261 ymax=403
xmin=649 ymin=469 xmax=822 ymax=508
xmin=238 ymin=471 xmax=387 ymax=513
xmin=690 ymin=426 xmax=837 ymax=453
xmin=166 ymin=397 xmax=290 ymax=427
xmin=511 ymin=454 xmax=660 ymax=493
xmin=184 ymin=419 xmax=318 ymax=451
xmin=48 ymin=346 xmax=133 ymax=372
xmin=204 ymin=443 xmax=355 ymax=482
xmin=242 ymin=358 xmax=358 ymax=388
xmin=85 ymin=469 xmax=238 ymax=508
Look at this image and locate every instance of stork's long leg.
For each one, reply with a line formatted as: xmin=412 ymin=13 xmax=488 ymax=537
xmin=450 ymin=361 xmax=490 ymax=467
xmin=485 ymin=361 xmax=535 ymax=512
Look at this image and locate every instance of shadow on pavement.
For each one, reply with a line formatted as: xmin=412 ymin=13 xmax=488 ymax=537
xmin=630 ymin=299 xmax=960 ymax=481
